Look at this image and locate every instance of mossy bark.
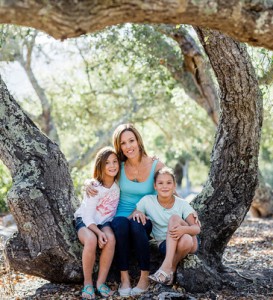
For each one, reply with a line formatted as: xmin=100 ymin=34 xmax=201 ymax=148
xmin=194 ymin=28 xmax=262 ymax=263
xmin=0 ymin=75 xmax=82 ymax=282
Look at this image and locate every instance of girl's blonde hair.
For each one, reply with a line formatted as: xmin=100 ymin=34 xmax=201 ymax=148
xmin=112 ymin=123 xmax=147 ymax=162
xmin=93 ymin=146 xmax=119 ymax=184
xmin=154 ymin=167 xmax=176 ymax=183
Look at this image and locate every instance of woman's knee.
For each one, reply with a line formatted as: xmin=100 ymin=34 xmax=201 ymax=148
xmin=111 ymin=217 xmax=130 ymax=239
xmin=129 ymin=218 xmax=146 ymax=235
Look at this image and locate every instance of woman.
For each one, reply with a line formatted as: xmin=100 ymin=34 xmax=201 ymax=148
xmin=86 ymin=123 xmax=164 ymax=297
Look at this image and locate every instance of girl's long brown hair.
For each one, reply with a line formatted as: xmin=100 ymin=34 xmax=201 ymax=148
xmin=93 ymin=146 xmax=120 ymax=184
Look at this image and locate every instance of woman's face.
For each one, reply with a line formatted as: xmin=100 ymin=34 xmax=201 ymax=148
xmin=120 ymin=130 xmax=140 ymax=159
xmin=154 ymin=173 xmax=176 ymax=198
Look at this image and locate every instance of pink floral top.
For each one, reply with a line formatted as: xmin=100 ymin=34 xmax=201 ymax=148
xmin=74 ymin=180 xmax=120 ymax=227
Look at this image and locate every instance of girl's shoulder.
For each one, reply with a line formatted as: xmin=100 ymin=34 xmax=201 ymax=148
xmin=141 ymin=194 xmax=157 ymax=203
xmin=174 ymin=195 xmax=187 ymax=205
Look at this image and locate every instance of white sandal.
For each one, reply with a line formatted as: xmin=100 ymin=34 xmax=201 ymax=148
xmin=148 ymin=269 xmax=174 ymax=285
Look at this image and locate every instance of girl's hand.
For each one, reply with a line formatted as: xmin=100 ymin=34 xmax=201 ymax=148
xmin=84 ymin=179 xmax=99 ymax=197
xmin=98 ymin=231 xmax=108 ymax=249
xmin=132 ymin=210 xmax=147 ymax=225
xmin=193 ymin=211 xmax=201 ymax=227
xmin=169 ymin=224 xmax=185 ymax=240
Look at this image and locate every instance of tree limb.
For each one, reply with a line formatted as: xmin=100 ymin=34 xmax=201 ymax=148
xmin=1 ymin=1 xmax=273 ymax=50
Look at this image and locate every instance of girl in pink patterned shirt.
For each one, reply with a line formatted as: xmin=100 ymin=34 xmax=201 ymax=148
xmin=74 ymin=147 xmax=120 ymax=299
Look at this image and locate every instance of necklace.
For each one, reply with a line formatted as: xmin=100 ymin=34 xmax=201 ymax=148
xmin=157 ymin=196 xmax=174 ymax=210
xmin=126 ymin=159 xmax=142 ymax=182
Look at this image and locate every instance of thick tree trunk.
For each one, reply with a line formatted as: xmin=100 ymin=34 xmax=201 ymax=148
xmin=0 ymin=1 xmax=273 ymax=50
xmin=0 ymin=75 xmax=82 ymax=282
xmin=173 ymin=29 xmax=263 ymax=291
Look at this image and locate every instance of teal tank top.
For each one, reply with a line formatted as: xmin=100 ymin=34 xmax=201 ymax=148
xmin=115 ymin=160 xmax=158 ymax=217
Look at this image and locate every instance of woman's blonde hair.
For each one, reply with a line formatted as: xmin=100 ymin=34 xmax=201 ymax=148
xmin=112 ymin=123 xmax=147 ymax=162
xmin=93 ymin=146 xmax=119 ymax=184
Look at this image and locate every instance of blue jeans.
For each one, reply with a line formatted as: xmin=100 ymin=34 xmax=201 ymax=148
xmin=111 ymin=216 xmax=152 ymax=271
xmin=158 ymin=235 xmax=201 ymax=255
xmin=74 ymin=217 xmax=111 ymax=232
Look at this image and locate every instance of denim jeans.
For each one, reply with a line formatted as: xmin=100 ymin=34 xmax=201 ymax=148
xmin=111 ymin=216 xmax=152 ymax=271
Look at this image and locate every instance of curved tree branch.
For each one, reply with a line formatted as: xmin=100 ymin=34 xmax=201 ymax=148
xmin=0 ymin=1 xmax=273 ymax=50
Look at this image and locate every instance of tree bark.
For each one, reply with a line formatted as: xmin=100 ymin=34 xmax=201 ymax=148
xmin=1 ymin=1 xmax=273 ymax=50
xmin=194 ymin=28 xmax=262 ymax=264
xmin=171 ymin=28 xmax=263 ymax=291
xmin=0 ymin=75 xmax=82 ymax=282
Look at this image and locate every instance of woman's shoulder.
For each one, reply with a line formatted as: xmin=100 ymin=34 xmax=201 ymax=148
xmin=155 ymin=160 xmax=164 ymax=170
xmin=145 ymin=156 xmax=164 ymax=169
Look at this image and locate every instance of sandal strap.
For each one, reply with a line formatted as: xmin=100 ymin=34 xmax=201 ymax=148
xmin=97 ymin=283 xmax=111 ymax=293
xmin=82 ymin=284 xmax=95 ymax=295
xmin=155 ymin=269 xmax=169 ymax=278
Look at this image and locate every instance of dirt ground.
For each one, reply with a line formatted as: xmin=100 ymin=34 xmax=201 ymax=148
xmin=0 ymin=215 xmax=272 ymax=300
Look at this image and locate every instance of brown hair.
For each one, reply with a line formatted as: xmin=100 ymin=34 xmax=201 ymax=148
xmin=93 ymin=146 xmax=119 ymax=184
xmin=154 ymin=167 xmax=176 ymax=184
xmin=112 ymin=123 xmax=147 ymax=162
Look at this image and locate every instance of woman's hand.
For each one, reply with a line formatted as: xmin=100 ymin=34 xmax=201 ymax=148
xmin=132 ymin=210 xmax=147 ymax=225
xmin=84 ymin=179 xmax=99 ymax=197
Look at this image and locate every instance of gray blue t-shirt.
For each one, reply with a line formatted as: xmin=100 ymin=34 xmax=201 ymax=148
xmin=137 ymin=195 xmax=195 ymax=242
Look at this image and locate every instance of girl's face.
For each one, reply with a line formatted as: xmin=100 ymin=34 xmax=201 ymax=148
xmin=120 ymin=130 xmax=140 ymax=159
xmin=104 ymin=153 xmax=119 ymax=179
xmin=154 ymin=173 xmax=176 ymax=198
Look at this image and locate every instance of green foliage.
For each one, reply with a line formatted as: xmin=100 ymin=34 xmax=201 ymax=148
xmin=2 ymin=23 xmax=273 ymax=195
xmin=0 ymin=162 xmax=12 ymax=213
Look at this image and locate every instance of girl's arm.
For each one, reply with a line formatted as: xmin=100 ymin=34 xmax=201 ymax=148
xmin=169 ymin=213 xmax=201 ymax=240
xmin=88 ymin=224 xmax=108 ymax=249
xmin=80 ymin=192 xmax=99 ymax=228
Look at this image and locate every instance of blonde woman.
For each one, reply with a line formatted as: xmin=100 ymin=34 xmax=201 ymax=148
xmin=86 ymin=124 xmax=164 ymax=296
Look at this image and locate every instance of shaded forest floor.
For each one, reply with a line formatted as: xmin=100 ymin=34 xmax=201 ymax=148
xmin=0 ymin=215 xmax=272 ymax=300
